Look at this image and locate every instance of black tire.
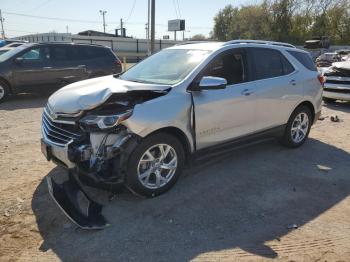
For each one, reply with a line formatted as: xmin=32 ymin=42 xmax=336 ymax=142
xmin=323 ymin=97 xmax=336 ymax=103
xmin=126 ymin=133 xmax=185 ymax=197
xmin=0 ymin=80 xmax=10 ymax=103
xmin=281 ymin=105 xmax=312 ymax=148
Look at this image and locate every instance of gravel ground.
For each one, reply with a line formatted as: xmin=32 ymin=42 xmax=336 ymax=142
xmin=0 ymin=93 xmax=350 ymax=262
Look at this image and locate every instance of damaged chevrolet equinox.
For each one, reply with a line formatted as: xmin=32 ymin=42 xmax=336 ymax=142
xmin=41 ymin=40 xmax=322 ymax=229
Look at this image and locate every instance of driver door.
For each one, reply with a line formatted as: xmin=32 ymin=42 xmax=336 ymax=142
xmin=191 ymin=48 xmax=257 ymax=150
xmin=12 ymin=46 xmax=55 ymax=88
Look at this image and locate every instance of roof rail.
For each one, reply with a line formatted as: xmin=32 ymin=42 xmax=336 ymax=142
xmin=175 ymin=41 xmax=217 ymax=46
xmin=224 ymin=40 xmax=296 ymax=48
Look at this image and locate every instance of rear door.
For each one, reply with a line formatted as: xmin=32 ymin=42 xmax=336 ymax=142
xmin=49 ymin=45 xmax=88 ymax=85
xmin=192 ymin=48 xmax=257 ymax=149
xmin=82 ymin=46 xmax=120 ymax=77
xmin=12 ymin=46 xmax=55 ymax=87
xmin=249 ymin=47 xmax=302 ymax=130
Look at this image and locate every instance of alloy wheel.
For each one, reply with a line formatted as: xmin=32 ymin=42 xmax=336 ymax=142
xmin=291 ymin=112 xmax=309 ymax=143
xmin=137 ymin=144 xmax=178 ymax=189
xmin=0 ymin=85 xmax=5 ymax=100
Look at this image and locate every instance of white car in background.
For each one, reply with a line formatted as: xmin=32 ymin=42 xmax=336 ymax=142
xmin=323 ymin=61 xmax=350 ymax=103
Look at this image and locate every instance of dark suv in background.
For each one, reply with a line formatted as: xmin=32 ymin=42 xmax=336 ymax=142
xmin=0 ymin=42 xmax=122 ymax=103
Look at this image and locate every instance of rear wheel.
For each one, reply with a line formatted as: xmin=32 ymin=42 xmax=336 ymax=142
xmin=126 ymin=133 xmax=185 ymax=197
xmin=281 ymin=106 xmax=312 ymax=148
xmin=0 ymin=80 xmax=10 ymax=103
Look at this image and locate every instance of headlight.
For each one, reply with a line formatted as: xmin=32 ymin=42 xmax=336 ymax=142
xmin=79 ymin=110 xmax=133 ymax=130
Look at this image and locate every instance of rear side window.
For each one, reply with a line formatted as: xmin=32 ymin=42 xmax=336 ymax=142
xmin=287 ymin=50 xmax=317 ymax=71
xmin=80 ymin=46 xmax=113 ymax=59
xmin=251 ymin=48 xmax=295 ymax=80
xmin=51 ymin=46 xmax=69 ymax=61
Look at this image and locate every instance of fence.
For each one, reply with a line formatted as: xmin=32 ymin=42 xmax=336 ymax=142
xmin=17 ymin=33 xmax=182 ymax=62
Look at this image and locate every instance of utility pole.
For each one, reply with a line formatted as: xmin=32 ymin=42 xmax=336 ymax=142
xmin=147 ymin=0 xmax=151 ymax=55
xmin=150 ymin=0 xmax=155 ymax=54
xmin=145 ymin=23 xmax=149 ymax=40
xmin=99 ymin=10 xmax=107 ymax=33
xmin=66 ymin=25 xmax=69 ymax=34
xmin=120 ymin=18 xmax=123 ymax=37
xmin=0 ymin=10 xmax=5 ymax=39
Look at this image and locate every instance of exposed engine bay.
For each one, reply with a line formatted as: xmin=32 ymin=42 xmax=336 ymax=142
xmin=42 ymin=87 xmax=171 ymax=229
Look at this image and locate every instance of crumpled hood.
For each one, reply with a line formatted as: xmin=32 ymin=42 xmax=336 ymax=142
xmin=48 ymin=75 xmax=171 ymax=114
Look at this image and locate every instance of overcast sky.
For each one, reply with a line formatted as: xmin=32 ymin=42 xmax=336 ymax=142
xmin=1 ymin=0 xmax=249 ymax=39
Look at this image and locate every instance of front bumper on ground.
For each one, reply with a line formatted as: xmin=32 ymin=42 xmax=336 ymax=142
xmin=47 ymin=171 xmax=109 ymax=230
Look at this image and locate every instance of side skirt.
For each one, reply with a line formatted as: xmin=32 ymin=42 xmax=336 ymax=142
xmin=192 ymin=125 xmax=286 ymax=162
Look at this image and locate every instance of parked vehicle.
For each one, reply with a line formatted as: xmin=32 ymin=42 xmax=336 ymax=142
xmin=41 ymin=40 xmax=323 ymax=229
xmin=304 ymin=36 xmax=330 ymax=49
xmin=0 ymin=39 xmax=27 ymax=47
xmin=0 ymin=42 xmax=122 ymax=102
xmin=315 ymin=52 xmax=341 ymax=67
xmin=323 ymin=61 xmax=350 ymax=102
xmin=0 ymin=42 xmax=25 ymax=56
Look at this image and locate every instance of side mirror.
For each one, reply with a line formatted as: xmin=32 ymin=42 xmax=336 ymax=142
xmin=14 ymin=57 xmax=24 ymax=64
xmin=198 ymin=76 xmax=227 ymax=90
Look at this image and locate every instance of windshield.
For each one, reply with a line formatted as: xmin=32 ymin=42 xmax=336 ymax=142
xmin=120 ymin=49 xmax=211 ymax=85
xmin=0 ymin=45 xmax=28 ymax=62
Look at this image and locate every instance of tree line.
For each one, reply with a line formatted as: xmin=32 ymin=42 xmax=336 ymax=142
xmin=211 ymin=0 xmax=350 ymax=45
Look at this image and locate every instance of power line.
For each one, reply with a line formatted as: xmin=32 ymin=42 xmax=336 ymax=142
xmin=172 ymin=0 xmax=179 ymax=18
xmin=176 ymin=0 xmax=182 ymax=18
xmin=3 ymin=11 xmax=103 ymax=24
xmin=125 ymin=0 xmax=137 ymax=23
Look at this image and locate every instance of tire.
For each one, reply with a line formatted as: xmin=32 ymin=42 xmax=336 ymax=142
xmin=0 ymin=80 xmax=10 ymax=103
xmin=323 ymin=97 xmax=336 ymax=103
xmin=281 ymin=106 xmax=312 ymax=148
xmin=126 ymin=133 xmax=185 ymax=197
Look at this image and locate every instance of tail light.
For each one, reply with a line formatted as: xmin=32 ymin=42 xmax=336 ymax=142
xmin=318 ymin=74 xmax=326 ymax=86
xmin=115 ymin=59 xmax=122 ymax=67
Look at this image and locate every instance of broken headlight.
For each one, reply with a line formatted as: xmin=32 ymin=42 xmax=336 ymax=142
xmin=79 ymin=110 xmax=133 ymax=131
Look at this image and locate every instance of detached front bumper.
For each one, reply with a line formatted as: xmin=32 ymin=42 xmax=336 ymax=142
xmin=41 ymin=131 xmax=139 ymax=229
xmin=47 ymin=171 xmax=110 ymax=229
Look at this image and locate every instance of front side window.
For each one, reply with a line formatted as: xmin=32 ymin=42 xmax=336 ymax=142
xmin=201 ymin=51 xmax=247 ymax=85
xmin=252 ymin=48 xmax=294 ymax=80
xmin=21 ymin=48 xmax=41 ymax=60
xmin=120 ymin=49 xmax=211 ymax=85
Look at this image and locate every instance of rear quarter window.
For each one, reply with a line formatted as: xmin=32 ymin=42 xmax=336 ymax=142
xmin=251 ymin=48 xmax=295 ymax=80
xmin=287 ymin=50 xmax=317 ymax=71
xmin=80 ymin=46 xmax=114 ymax=60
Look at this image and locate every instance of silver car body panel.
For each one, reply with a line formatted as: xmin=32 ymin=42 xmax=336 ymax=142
xmin=48 ymin=75 xmax=171 ymax=115
xmin=44 ymin=42 xmax=322 ymax=157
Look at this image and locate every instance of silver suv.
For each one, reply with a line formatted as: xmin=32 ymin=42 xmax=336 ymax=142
xmin=41 ymin=40 xmax=322 ymax=225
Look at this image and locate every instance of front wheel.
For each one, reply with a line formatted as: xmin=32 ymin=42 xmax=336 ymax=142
xmin=0 ymin=81 xmax=10 ymax=103
xmin=281 ymin=106 xmax=312 ymax=148
xmin=126 ymin=133 xmax=185 ymax=197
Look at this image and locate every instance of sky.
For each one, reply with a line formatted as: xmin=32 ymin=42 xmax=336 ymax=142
xmin=0 ymin=0 xmax=249 ymax=40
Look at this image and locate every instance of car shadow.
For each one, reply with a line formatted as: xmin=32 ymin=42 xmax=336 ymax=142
xmin=32 ymin=138 xmax=350 ymax=261
xmin=0 ymin=92 xmax=51 ymax=111
xmin=323 ymin=101 xmax=350 ymax=113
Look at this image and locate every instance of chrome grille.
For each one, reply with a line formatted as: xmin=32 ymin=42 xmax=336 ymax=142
xmin=42 ymin=110 xmax=83 ymax=146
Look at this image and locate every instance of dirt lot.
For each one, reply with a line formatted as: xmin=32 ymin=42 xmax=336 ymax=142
xmin=0 ymin=93 xmax=350 ymax=262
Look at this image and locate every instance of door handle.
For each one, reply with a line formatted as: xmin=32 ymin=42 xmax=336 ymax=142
xmin=43 ymin=67 xmax=52 ymax=69
xmin=290 ymin=79 xmax=297 ymax=86
xmin=241 ymin=89 xmax=254 ymax=96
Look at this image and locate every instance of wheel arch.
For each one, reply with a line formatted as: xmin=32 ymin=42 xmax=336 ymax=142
xmin=293 ymin=100 xmax=315 ymax=123
xmin=145 ymin=126 xmax=192 ymax=164
xmin=0 ymin=76 xmax=13 ymax=94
